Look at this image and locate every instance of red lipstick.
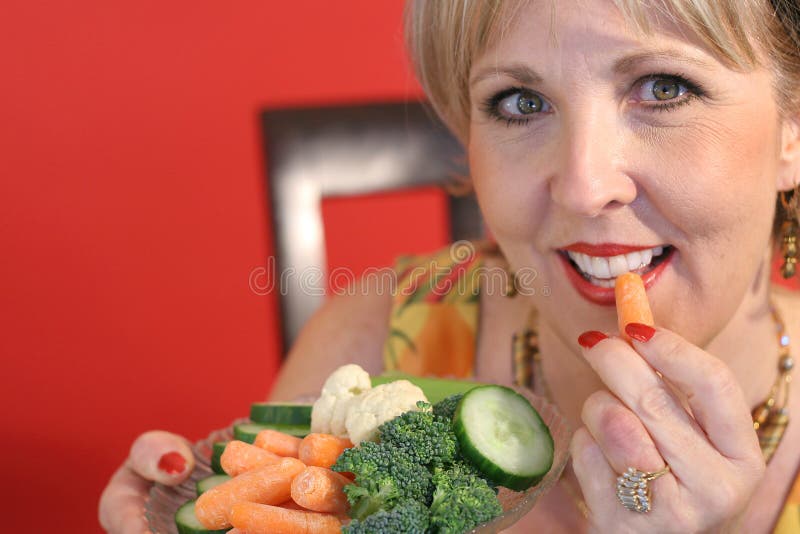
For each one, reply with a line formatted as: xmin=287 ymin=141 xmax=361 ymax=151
xmin=558 ymin=245 xmax=674 ymax=306
xmin=561 ymin=242 xmax=660 ymax=257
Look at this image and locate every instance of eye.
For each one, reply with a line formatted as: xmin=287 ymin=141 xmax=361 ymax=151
xmin=633 ymin=76 xmax=691 ymax=103
xmin=500 ymin=89 xmax=548 ymax=115
xmin=484 ymin=87 xmax=552 ymax=124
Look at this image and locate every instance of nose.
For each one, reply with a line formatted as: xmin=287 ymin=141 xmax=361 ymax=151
xmin=548 ymin=107 xmax=638 ymax=217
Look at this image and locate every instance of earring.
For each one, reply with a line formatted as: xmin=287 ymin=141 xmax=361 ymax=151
xmin=780 ymin=188 xmax=799 ymax=279
xmin=502 ymin=270 xmax=518 ymax=298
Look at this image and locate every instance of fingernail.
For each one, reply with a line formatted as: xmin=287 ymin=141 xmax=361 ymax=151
xmin=625 ymin=323 xmax=656 ymax=342
xmin=578 ymin=330 xmax=608 ymax=349
xmin=157 ymin=451 xmax=186 ymax=475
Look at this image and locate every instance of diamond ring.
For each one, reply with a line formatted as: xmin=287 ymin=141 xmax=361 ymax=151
xmin=616 ymin=465 xmax=670 ymax=513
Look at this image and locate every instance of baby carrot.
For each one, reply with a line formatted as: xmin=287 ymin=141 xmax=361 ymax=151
xmin=290 ymin=466 xmax=350 ymax=514
xmin=195 ymin=457 xmax=305 ymax=529
xmin=298 ymin=433 xmax=353 ymax=468
xmin=615 ymin=272 xmax=654 ymax=343
xmin=254 ymin=429 xmax=302 ymax=458
xmin=221 ymin=440 xmax=282 ymax=477
xmin=280 ymin=499 xmax=307 ymax=510
xmin=229 ymin=501 xmax=342 ymax=534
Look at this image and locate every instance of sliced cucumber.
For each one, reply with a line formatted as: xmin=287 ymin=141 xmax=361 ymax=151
xmin=175 ymin=500 xmax=228 ymax=534
xmin=210 ymin=441 xmax=227 ymax=475
xmin=453 ymin=385 xmax=553 ymax=491
xmin=233 ymin=422 xmax=310 ymax=443
xmin=195 ymin=474 xmax=231 ymax=496
xmin=250 ymin=402 xmax=312 ymax=425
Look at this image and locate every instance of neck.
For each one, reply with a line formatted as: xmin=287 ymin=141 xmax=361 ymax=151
xmin=536 ymin=242 xmax=782 ymax=434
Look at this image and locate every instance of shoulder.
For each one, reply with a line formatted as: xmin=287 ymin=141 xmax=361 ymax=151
xmin=268 ymin=240 xmax=500 ymax=400
xmin=268 ymin=275 xmax=394 ymax=401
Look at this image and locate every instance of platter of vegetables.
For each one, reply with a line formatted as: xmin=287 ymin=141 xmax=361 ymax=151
xmin=145 ymin=371 xmax=571 ymax=533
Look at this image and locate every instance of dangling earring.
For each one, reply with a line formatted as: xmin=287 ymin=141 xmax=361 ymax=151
xmin=780 ymin=188 xmax=799 ymax=279
xmin=502 ymin=270 xmax=518 ymax=298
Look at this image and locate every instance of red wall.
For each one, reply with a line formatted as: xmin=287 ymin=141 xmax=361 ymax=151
xmin=3 ymin=2 xmax=798 ymax=532
xmin=0 ymin=1 xmax=434 ymax=531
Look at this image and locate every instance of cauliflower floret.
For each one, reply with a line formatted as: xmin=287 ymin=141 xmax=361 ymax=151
xmin=311 ymin=364 xmax=372 ymax=436
xmin=321 ymin=364 xmax=371 ymax=397
xmin=345 ymin=380 xmax=428 ymax=444
xmin=330 ymin=394 xmax=358 ymax=436
xmin=310 ymin=393 xmax=337 ymax=434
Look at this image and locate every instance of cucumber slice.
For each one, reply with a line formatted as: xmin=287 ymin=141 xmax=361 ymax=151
xmin=210 ymin=441 xmax=227 ymax=475
xmin=453 ymin=385 xmax=553 ymax=491
xmin=372 ymin=373 xmax=486 ymax=405
xmin=195 ymin=474 xmax=231 ymax=496
xmin=175 ymin=500 xmax=228 ymax=534
xmin=250 ymin=402 xmax=312 ymax=425
xmin=233 ymin=422 xmax=310 ymax=443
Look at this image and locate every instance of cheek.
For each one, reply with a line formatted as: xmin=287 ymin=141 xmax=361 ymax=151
xmin=468 ymin=128 xmax=550 ymax=241
xmin=637 ymin=109 xmax=779 ymax=254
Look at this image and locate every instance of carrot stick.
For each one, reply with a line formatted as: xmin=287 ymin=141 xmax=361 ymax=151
xmin=290 ymin=466 xmax=350 ymax=514
xmin=254 ymin=429 xmax=302 ymax=458
xmin=229 ymin=501 xmax=342 ymax=534
xmin=195 ymin=457 xmax=305 ymax=529
xmin=615 ymin=272 xmax=654 ymax=343
xmin=221 ymin=440 xmax=282 ymax=477
xmin=298 ymin=433 xmax=353 ymax=468
xmin=279 ymin=499 xmax=307 ymax=510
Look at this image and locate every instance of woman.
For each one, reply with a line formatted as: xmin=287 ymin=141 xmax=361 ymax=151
xmin=99 ymin=0 xmax=800 ymax=532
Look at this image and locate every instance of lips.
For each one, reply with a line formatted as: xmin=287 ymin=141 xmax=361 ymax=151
xmin=557 ymin=243 xmax=675 ymax=306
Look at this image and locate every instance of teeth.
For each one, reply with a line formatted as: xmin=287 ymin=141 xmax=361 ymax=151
xmin=590 ymin=256 xmax=611 ymax=278
xmin=625 ymin=251 xmax=642 ymax=272
xmin=566 ymin=246 xmax=667 ymax=281
xmin=640 ymin=249 xmax=653 ymax=267
xmin=609 ymin=254 xmax=629 ymax=275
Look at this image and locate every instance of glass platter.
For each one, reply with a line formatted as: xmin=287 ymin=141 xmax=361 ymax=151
xmin=145 ymin=388 xmax=571 ymax=533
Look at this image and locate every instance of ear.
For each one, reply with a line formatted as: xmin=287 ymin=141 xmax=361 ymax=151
xmin=778 ymin=114 xmax=800 ymax=192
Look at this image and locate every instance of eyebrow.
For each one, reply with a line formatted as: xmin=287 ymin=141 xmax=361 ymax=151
xmin=469 ymin=49 xmax=715 ymax=87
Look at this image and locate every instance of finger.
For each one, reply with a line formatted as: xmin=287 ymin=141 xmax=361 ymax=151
xmin=570 ymin=426 xmax=618 ymax=525
xmin=580 ymin=336 xmax=720 ymax=484
xmin=98 ymin=464 xmax=153 ymax=534
xmin=581 ymin=389 xmax=664 ymax=475
xmin=627 ymin=325 xmax=761 ymax=464
xmin=572 ymin=426 xmax=681 ymax=530
xmin=128 ymin=430 xmax=195 ymax=485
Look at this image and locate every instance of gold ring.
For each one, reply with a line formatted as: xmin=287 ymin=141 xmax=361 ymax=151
xmin=616 ymin=465 xmax=670 ymax=513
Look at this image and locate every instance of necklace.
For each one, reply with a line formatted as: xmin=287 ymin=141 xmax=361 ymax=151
xmin=511 ymin=302 xmax=794 ymax=519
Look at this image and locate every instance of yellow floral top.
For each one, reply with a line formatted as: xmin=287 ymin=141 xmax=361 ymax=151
xmin=382 ymin=242 xmax=800 ymax=533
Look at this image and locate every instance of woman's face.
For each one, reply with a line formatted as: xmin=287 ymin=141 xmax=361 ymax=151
xmin=468 ymin=0 xmax=796 ymax=348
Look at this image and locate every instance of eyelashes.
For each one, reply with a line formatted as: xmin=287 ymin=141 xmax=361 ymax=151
xmin=480 ymin=73 xmax=707 ymax=126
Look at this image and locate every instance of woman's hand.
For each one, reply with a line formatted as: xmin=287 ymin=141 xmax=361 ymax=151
xmin=570 ymin=325 xmax=766 ymax=533
xmin=98 ymin=430 xmax=195 ymax=533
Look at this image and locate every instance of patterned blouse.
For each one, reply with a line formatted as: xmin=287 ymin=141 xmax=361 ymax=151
xmin=381 ymin=242 xmax=800 ymax=532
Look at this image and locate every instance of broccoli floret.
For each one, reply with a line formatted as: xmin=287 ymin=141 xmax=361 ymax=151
xmin=332 ymin=440 xmax=433 ymax=521
xmin=439 ymin=460 xmax=498 ymax=493
xmin=342 ymin=499 xmax=430 ymax=534
xmin=378 ymin=402 xmax=459 ymax=467
xmin=432 ymin=393 xmax=464 ymax=421
xmin=428 ymin=464 xmax=503 ymax=533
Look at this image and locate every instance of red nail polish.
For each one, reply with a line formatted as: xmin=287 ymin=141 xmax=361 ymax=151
xmin=578 ymin=330 xmax=608 ymax=348
xmin=157 ymin=451 xmax=186 ymax=475
xmin=625 ymin=323 xmax=656 ymax=342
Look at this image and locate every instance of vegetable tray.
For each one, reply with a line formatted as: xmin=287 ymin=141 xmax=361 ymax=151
xmin=144 ymin=390 xmax=571 ymax=533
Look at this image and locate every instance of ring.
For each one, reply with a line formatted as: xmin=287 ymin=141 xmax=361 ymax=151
xmin=616 ymin=465 xmax=670 ymax=513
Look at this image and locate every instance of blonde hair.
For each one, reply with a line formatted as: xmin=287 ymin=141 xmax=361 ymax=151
xmin=405 ymin=0 xmax=800 ymax=143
